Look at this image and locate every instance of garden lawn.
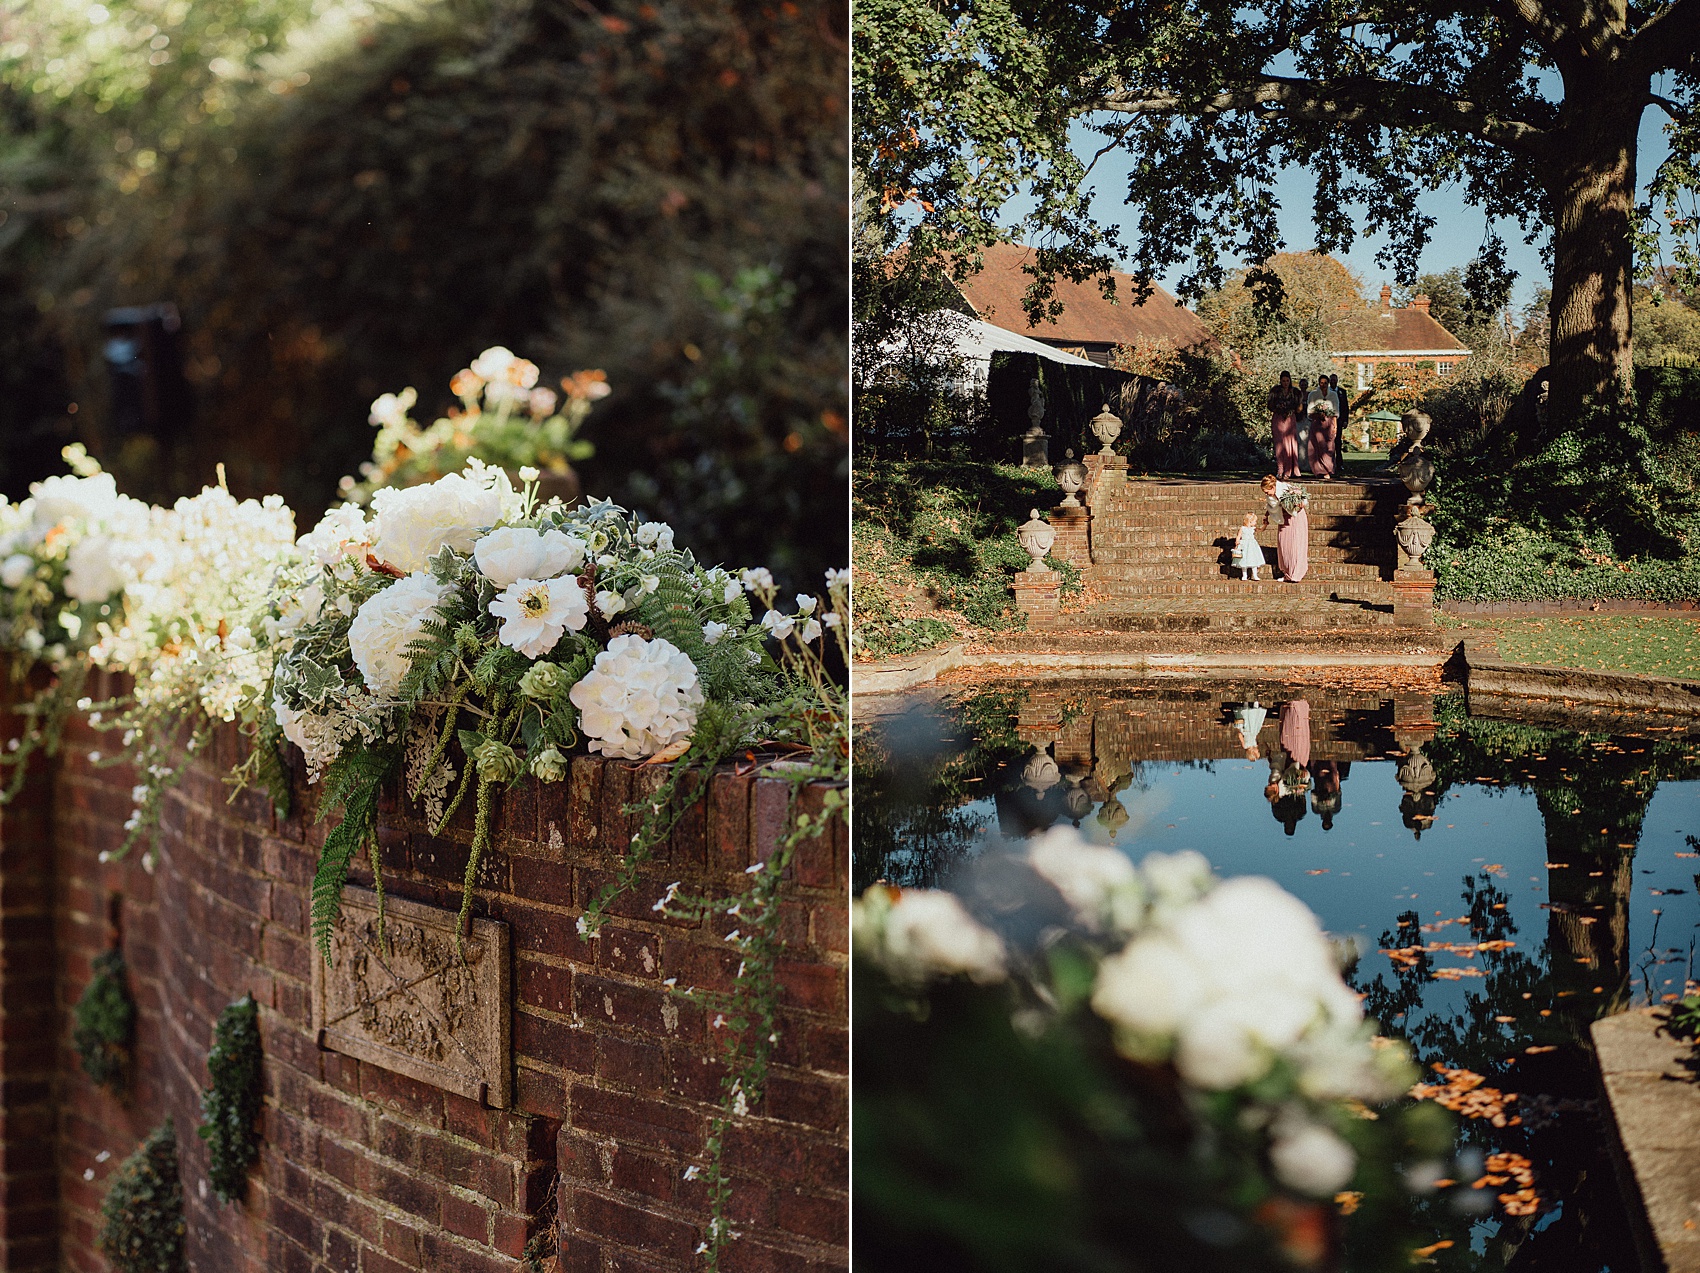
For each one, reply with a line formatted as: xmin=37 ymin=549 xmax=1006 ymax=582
xmin=1444 ymin=613 xmax=1700 ymax=680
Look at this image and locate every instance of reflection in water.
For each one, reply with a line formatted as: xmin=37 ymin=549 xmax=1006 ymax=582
xmin=854 ymin=683 xmax=1700 ymax=1272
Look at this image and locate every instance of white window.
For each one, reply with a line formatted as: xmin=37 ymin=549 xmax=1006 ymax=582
xmin=1437 ymin=361 xmax=1454 ymax=377
xmin=1356 ymin=361 xmax=1370 ymax=390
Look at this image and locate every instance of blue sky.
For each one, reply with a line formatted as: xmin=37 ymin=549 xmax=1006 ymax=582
xmin=1019 ymin=78 xmax=1682 ymax=314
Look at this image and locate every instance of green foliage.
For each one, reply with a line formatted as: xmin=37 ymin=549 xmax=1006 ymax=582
xmin=4 ymin=0 xmax=845 ymax=594
xmin=310 ymin=745 xmax=398 ymax=962
xmin=74 ymin=948 xmax=135 ymax=1093
xmin=198 ymin=994 xmax=263 ymax=1205
xmin=98 ymin=1120 xmax=186 ymax=1273
xmin=853 ymin=460 xmax=1083 ymax=654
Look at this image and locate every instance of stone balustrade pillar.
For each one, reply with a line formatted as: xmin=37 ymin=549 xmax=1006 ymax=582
xmin=1011 ymin=568 xmax=1061 ymax=630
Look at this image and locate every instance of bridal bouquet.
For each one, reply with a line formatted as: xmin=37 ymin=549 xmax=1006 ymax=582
xmin=855 ymin=829 xmax=1452 ymax=1270
xmin=1278 ymin=484 xmax=1310 ymax=516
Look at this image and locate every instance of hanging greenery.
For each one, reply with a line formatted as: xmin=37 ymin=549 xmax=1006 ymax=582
xmin=97 ymin=1120 xmax=187 ymax=1273
xmin=73 ymin=948 xmax=135 ymax=1093
xmin=198 ymin=994 xmax=264 ymax=1205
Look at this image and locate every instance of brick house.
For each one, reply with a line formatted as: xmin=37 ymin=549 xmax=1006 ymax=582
xmin=947 ymin=241 xmax=1215 ymax=367
xmin=1332 ymin=284 xmax=1471 ymax=391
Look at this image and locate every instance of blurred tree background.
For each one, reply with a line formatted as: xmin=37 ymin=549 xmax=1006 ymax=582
xmin=0 ymin=0 xmax=847 ymax=589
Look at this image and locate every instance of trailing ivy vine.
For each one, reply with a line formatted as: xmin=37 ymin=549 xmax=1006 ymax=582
xmin=74 ymin=947 xmax=135 ymax=1093
xmin=98 ymin=1119 xmax=187 ymax=1273
xmin=198 ymin=994 xmax=264 ymax=1204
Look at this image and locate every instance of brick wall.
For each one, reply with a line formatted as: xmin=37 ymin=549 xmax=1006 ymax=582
xmin=8 ymin=669 xmax=846 ymax=1272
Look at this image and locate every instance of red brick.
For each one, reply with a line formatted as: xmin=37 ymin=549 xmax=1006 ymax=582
xmin=572 ymin=1188 xmax=696 ymax=1262
xmin=570 ymin=1086 xmax=703 ymax=1155
xmin=440 ymin=1192 xmax=490 ymax=1244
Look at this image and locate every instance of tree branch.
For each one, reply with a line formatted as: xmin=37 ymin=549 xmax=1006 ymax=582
xmin=1091 ymin=76 xmax=1548 ymax=154
xmin=1632 ymin=0 xmax=1700 ymax=75
xmin=1649 ymin=92 xmax=1693 ymax=124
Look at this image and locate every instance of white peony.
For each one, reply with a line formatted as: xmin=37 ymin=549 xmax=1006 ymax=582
xmin=347 ymin=572 xmax=450 ymax=697
xmin=1092 ymin=935 xmax=1208 ymax=1038
xmin=488 ymin=576 xmax=589 ymax=659
xmin=370 ymin=469 xmax=507 ymax=573
xmin=473 ymin=527 xmax=586 ymax=587
xmin=0 ymin=553 xmax=33 ymax=588
xmin=1028 ymin=827 xmax=1142 ymax=932
xmin=567 ymin=634 xmax=703 ymax=759
xmin=1269 ymin=1120 xmax=1357 ymax=1196
xmin=1174 ymin=995 xmax=1271 ymax=1089
xmin=868 ymin=889 xmax=1007 ymax=985
xmin=64 ymin=535 xmax=127 ymax=602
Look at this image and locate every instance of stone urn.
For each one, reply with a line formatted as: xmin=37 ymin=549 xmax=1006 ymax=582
xmin=1053 ymin=449 xmax=1087 ymax=508
xmin=1396 ymin=749 xmax=1436 ymax=799
xmin=1088 ymin=402 xmax=1123 ymax=455
xmin=1018 ymin=509 xmax=1056 ymax=571
xmin=1395 ymin=449 xmax=1435 ymax=503
xmin=1021 ymin=746 xmax=1061 ymax=794
xmin=1395 ymin=506 xmax=1436 ymax=569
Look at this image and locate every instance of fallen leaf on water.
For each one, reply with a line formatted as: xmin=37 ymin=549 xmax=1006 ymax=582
xmin=1412 ymin=1240 xmax=1455 ymax=1258
xmin=1306 ymin=869 xmax=1329 ymax=875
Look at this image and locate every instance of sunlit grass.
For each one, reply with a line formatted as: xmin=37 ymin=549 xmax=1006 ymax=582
xmin=1445 ymin=613 xmax=1700 ymax=680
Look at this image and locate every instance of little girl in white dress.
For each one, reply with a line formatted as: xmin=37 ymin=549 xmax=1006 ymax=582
xmin=1231 ymin=512 xmax=1265 ymax=580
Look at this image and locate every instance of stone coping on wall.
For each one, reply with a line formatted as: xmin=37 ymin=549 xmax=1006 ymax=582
xmin=0 ymin=668 xmax=847 ymax=1273
xmin=1591 ymin=1008 xmax=1700 ymax=1273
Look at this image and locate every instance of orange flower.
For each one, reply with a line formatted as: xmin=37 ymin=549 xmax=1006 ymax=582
xmin=450 ymin=368 xmax=483 ymax=398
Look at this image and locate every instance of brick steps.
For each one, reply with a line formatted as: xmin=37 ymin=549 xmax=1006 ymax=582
xmin=1078 ymin=477 xmax=1402 ymax=629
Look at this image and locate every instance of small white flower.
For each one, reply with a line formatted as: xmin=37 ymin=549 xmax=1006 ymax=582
xmin=368 ymin=387 xmax=417 ymax=429
xmin=760 ymin=610 xmax=794 ymax=640
xmin=518 ymin=465 xmax=541 ymax=483
xmin=858 ymin=888 xmax=1007 ymax=985
xmin=825 ymin=567 xmax=849 ymax=587
xmin=635 ymin=521 xmax=676 ymax=551
xmin=795 ymin=594 xmax=817 ymax=615
xmin=489 ymin=577 xmax=590 ymax=659
xmin=823 ymin=612 xmax=841 ymax=629
xmin=469 ymin=346 xmax=518 ymax=381
xmin=473 ymin=526 xmax=586 ymax=588
xmin=722 ymin=580 xmax=741 ymax=605
xmin=639 ymin=574 xmax=659 ymax=596
xmin=64 ymin=534 xmax=126 ymax=602
xmin=1270 ymin=1120 xmax=1357 ymax=1196
xmin=739 ymin=567 xmax=773 ymax=592
xmin=594 ymin=589 xmax=626 ymax=619
xmin=527 ymin=388 xmax=557 ymax=417
xmin=799 ymin=617 xmax=822 ymax=643
xmin=702 ymin=620 xmax=729 ymax=646
xmin=683 ymin=1165 xmax=699 ymax=1181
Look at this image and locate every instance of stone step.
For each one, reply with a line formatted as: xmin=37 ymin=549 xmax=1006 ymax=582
xmin=1081 ymin=606 xmax=1396 ymax=630
xmin=1085 ymin=579 xmax=1396 ymax=600
xmin=1089 ymin=564 xmax=1390 ymax=583
xmin=1086 ymin=512 xmax=1396 ymax=531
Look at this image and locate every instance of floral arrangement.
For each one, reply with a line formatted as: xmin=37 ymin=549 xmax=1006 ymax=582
xmin=342 ymin=346 xmax=600 ymax=506
xmin=1278 ymin=483 xmax=1310 ymax=516
xmin=855 ymin=828 xmax=1456 ymax=1269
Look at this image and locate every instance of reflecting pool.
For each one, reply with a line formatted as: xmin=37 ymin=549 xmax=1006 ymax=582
xmin=855 ymin=682 xmax=1700 ymax=1270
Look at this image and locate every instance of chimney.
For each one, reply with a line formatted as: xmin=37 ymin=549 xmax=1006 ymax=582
xmin=1411 ymin=294 xmax=1430 ymax=314
xmin=1379 ymin=284 xmax=1393 ymax=311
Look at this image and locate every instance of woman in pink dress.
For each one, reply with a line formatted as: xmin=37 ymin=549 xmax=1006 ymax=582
xmin=1268 ymin=372 xmax=1302 ymax=479
xmin=1307 ymin=395 xmax=1338 ymax=479
xmin=1261 ymin=473 xmax=1309 ymax=582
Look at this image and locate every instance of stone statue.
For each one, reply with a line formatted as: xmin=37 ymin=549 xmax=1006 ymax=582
xmin=1022 ymin=377 xmax=1050 ymax=467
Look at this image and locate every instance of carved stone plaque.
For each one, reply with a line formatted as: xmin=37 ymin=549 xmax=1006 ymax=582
xmin=312 ymin=887 xmax=511 ymax=1108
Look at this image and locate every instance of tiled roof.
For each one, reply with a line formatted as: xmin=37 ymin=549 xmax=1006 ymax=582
xmin=949 ymin=242 xmax=1216 ymax=351
xmin=1331 ymin=304 xmax=1468 ymax=353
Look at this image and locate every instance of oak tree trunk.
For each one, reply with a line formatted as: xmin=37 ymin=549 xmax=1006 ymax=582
xmin=1544 ymin=85 xmax=1644 ymax=426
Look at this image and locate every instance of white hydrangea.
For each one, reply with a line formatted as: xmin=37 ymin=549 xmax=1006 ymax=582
xmin=370 ymin=469 xmax=508 ymax=573
xmin=488 ymin=576 xmax=589 ymax=659
xmin=473 ymin=526 xmax=586 ymax=588
xmin=853 ymin=887 xmax=1007 ymax=986
xmin=1091 ymin=874 xmax=1366 ymax=1092
xmin=347 ymin=572 xmax=450 ymax=698
xmin=567 ymin=634 xmax=703 ymax=759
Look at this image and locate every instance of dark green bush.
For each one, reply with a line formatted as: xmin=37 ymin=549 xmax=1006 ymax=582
xmin=74 ymin=948 xmax=135 ymax=1093
xmin=98 ymin=1120 xmax=186 ymax=1273
xmin=198 ymin=994 xmax=263 ymax=1205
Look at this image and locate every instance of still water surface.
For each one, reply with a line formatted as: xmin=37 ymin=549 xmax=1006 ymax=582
xmin=855 ymin=682 xmax=1700 ymax=1271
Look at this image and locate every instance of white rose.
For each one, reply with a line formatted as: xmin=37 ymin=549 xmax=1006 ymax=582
xmin=1171 ymin=876 xmax=1338 ymax=997
xmin=488 ymin=576 xmax=589 ymax=659
xmin=347 ymin=572 xmax=450 ymax=697
xmin=635 ymin=521 xmax=675 ymax=550
xmin=64 ymin=535 xmax=126 ymax=602
xmin=1140 ymin=849 xmax=1215 ymax=910
xmin=567 ymin=634 xmax=703 ymax=760
xmin=881 ymin=890 xmax=1006 ymax=984
xmin=0 ymin=553 xmax=33 ymax=589
xmin=1092 ymin=935 xmax=1206 ymax=1037
xmin=1270 ymin=1122 xmax=1357 ymax=1196
xmin=594 ymin=589 xmax=626 ymax=619
xmin=1029 ymin=826 xmax=1142 ymax=932
xmin=473 ymin=527 xmax=587 ymax=587
xmin=370 ymin=470 xmax=506 ymax=573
